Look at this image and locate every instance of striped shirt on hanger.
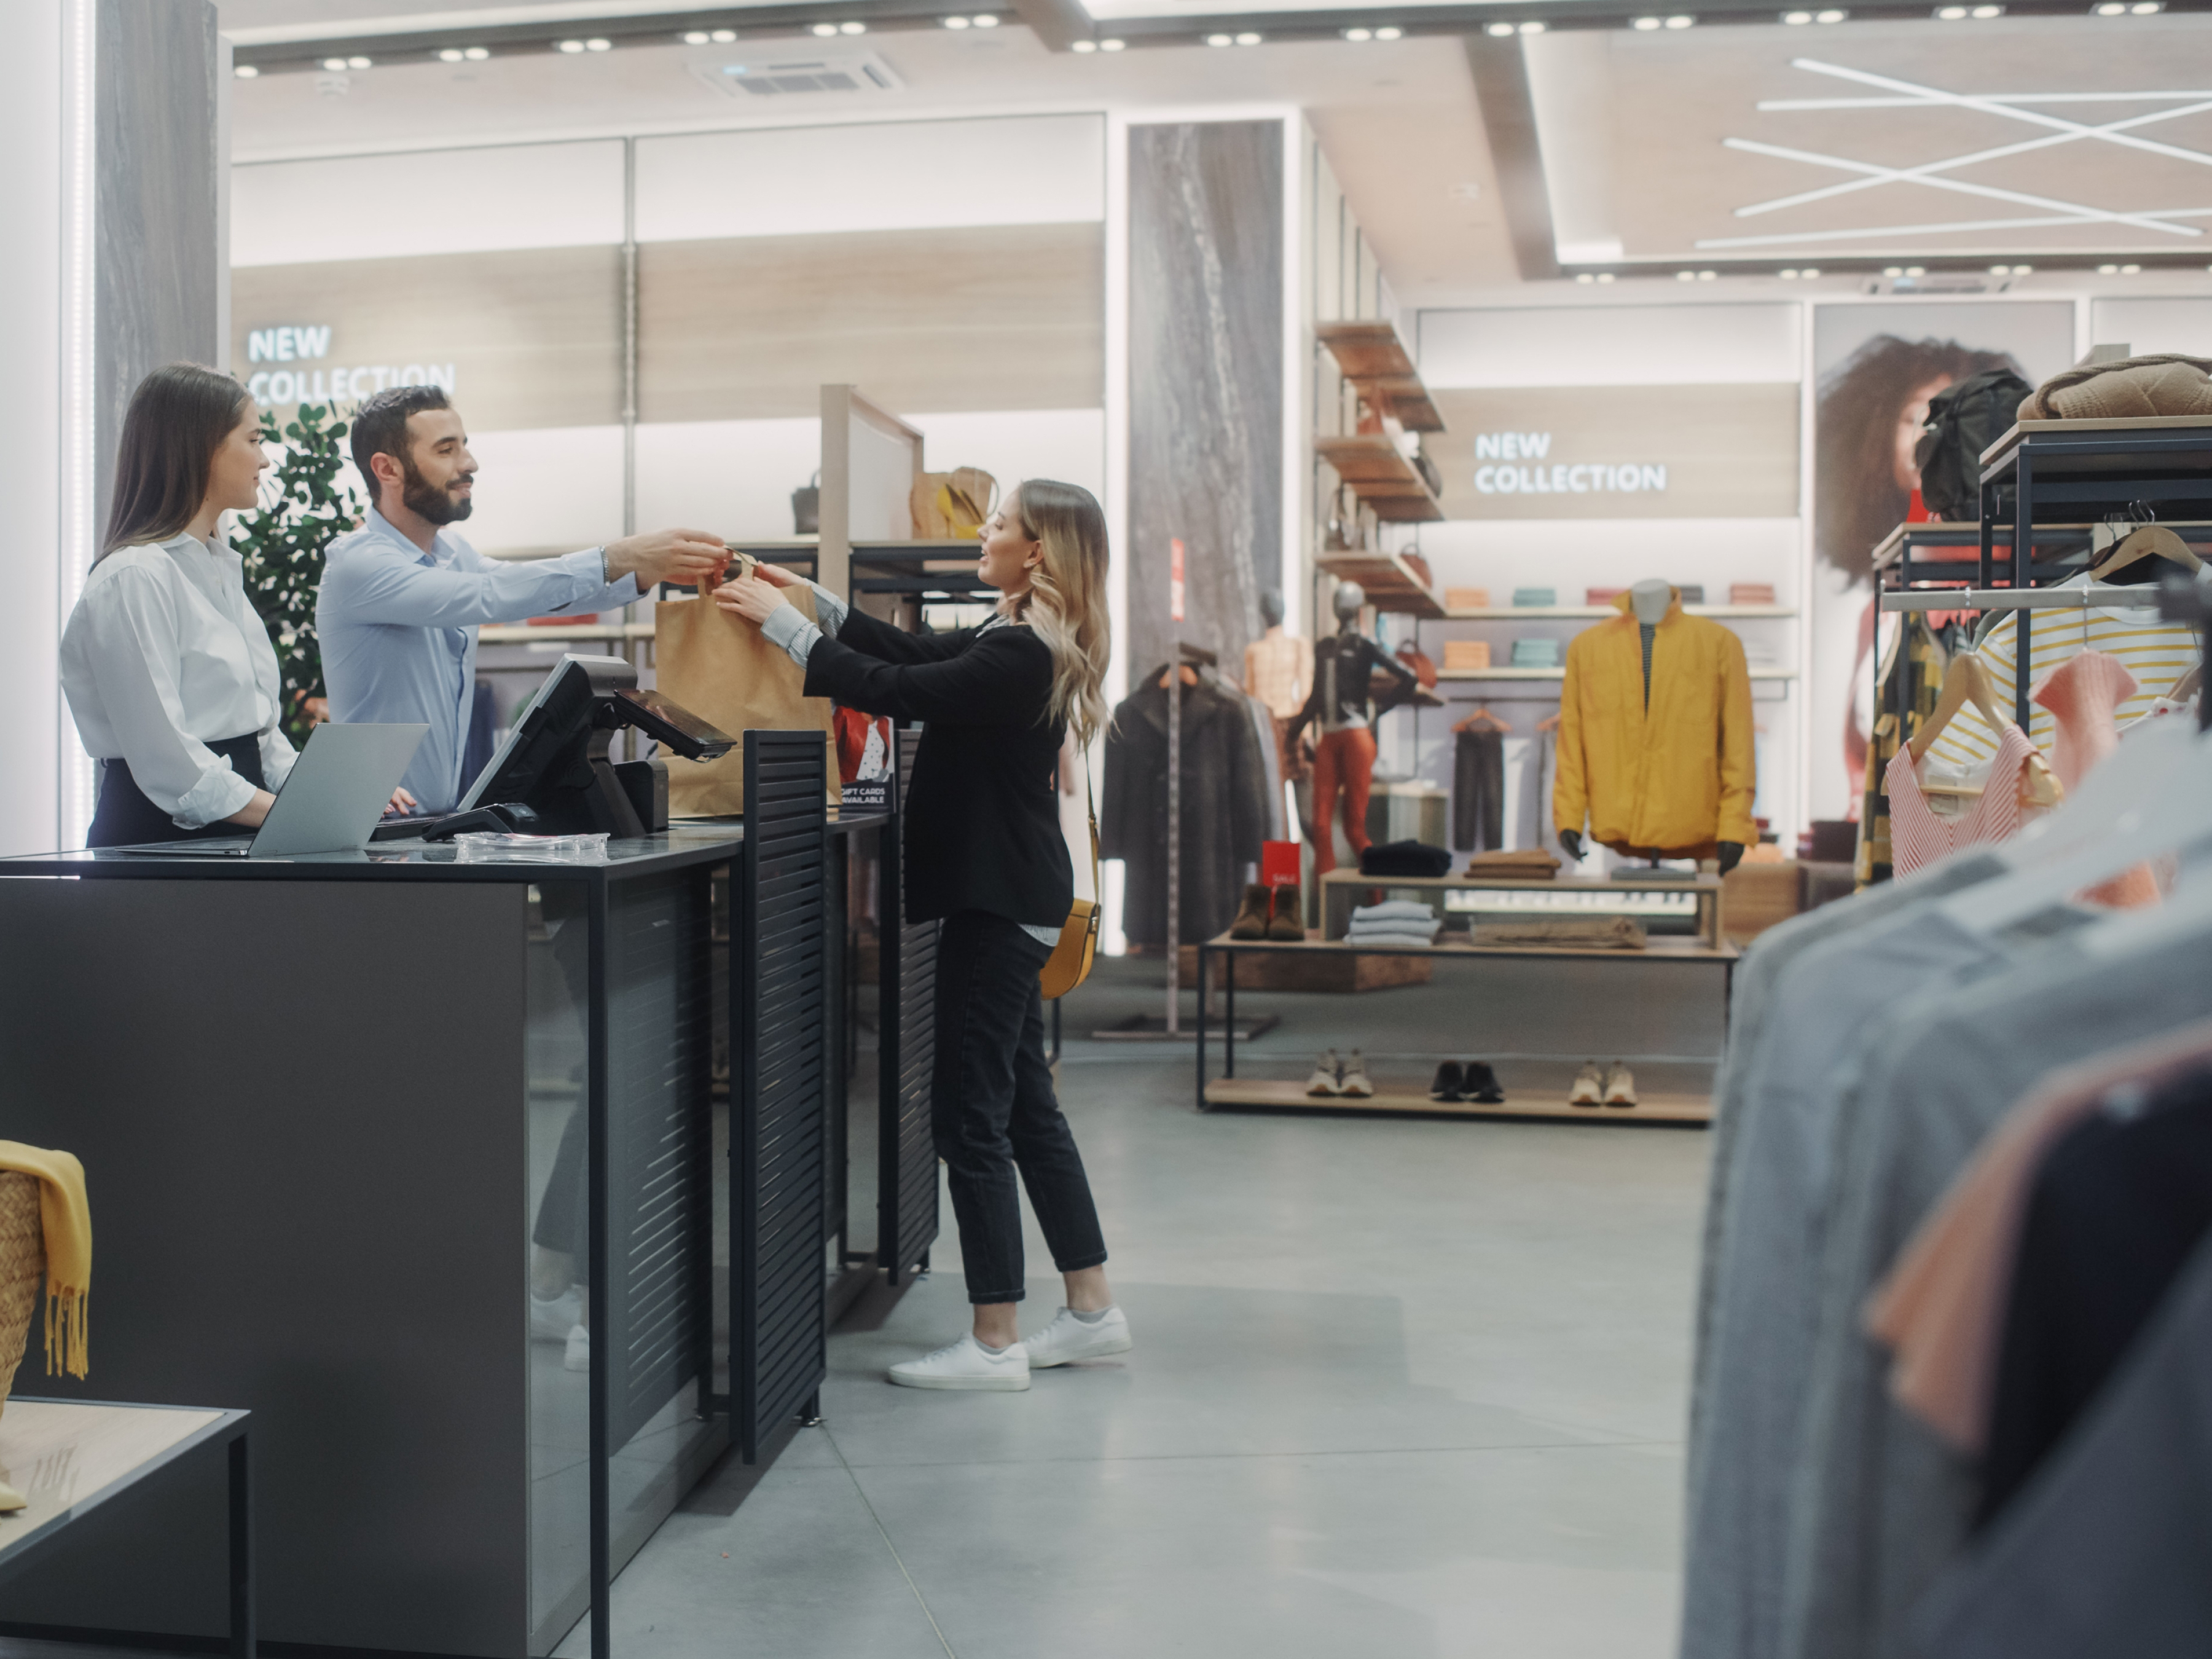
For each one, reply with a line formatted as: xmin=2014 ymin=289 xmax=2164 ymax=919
xmin=1921 ymin=578 xmax=2200 ymax=779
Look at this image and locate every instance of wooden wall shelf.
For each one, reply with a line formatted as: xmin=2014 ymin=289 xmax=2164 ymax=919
xmin=1314 ymin=434 xmax=1444 ymax=522
xmin=1317 ymin=321 xmax=1446 ymax=433
xmin=1316 ymin=551 xmax=1444 ymax=618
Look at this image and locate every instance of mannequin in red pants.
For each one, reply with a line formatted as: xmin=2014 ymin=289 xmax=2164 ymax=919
xmin=1285 ymin=579 xmax=1417 ymax=876
xmin=1311 ymin=727 xmax=1378 ymax=875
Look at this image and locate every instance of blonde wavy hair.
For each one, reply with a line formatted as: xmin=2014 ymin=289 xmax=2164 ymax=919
xmin=1004 ymin=479 xmax=1112 ymax=748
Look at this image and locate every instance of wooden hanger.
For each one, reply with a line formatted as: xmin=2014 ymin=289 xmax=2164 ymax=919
xmin=1536 ymin=712 xmax=1561 ymax=734
xmin=2089 ymin=524 xmax=2202 ymax=582
xmin=1453 ymin=704 xmax=1512 ymax=734
xmin=2170 ymin=662 xmax=2203 ymax=704
xmin=1908 ymin=653 xmax=2063 ymax=807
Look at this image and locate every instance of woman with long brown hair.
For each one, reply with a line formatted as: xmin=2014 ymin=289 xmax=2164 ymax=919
xmin=718 ymin=479 xmax=1126 ymax=1390
xmin=60 ymin=364 xmax=316 ymax=847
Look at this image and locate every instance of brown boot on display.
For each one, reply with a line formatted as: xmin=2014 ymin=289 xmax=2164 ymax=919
xmin=1266 ymin=885 xmax=1305 ymax=941
xmin=1602 ymin=1062 xmax=1639 ymax=1108
xmin=1568 ymin=1061 xmax=1605 ymax=1107
xmin=1230 ymin=884 xmax=1270 ymax=940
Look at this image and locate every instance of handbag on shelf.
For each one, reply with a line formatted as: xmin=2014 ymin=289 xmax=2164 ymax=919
xmin=654 ymin=563 xmax=838 ymax=815
xmin=1040 ymin=759 xmax=1100 ymax=1001
xmin=909 ymin=467 xmax=998 ymax=540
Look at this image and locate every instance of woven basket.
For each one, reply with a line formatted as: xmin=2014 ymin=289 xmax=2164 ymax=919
xmin=0 ymin=1172 xmax=45 ymax=1417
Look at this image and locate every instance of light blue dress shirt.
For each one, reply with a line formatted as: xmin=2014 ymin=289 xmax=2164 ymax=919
xmin=316 ymin=509 xmax=640 ymax=810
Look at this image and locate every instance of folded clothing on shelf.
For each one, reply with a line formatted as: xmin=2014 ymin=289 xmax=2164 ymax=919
xmin=1462 ymin=847 xmax=1563 ymax=877
xmin=1676 ymin=583 xmax=1706 ymax=605
xmin=1510 ymin=638 xmax=1563 ymax=669
xmin=1345 ymin=931 xmax=1436 ymax=949
xmin=1445 ymin=587 xmax=1490 ymax=611
xmin=1347 ymin=901 xmax=1440 ymax=948
xmin=1359 ymin=839 xmax=1453 ymax=877
xmin=1351 ymin=900 xmax=1438 ymax=927
xmin=1730 ymin=582 xmax=1776 ymax=606
xmin=1443 ymin=640 xmax=1492 ymax=670
xmin=1512 ymin=587 xmax=1557 ymax=608
xmin=1586 ymin=586 xmax=1625 ymax=605
xmin=1472 ymin=916 xmax=1649 ymax=949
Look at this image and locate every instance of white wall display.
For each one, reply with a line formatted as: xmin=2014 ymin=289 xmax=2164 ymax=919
xmin=1419 ymin=303 xmax=1802 ymax=389
xmin=2088 ymin=298 xmax=2212 ymax=359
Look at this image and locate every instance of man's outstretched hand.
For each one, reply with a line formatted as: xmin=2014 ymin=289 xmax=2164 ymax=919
xmin=604 ymin=528 xmax=728 ymax=590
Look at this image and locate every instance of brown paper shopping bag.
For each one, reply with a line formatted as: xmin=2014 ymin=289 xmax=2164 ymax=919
xmin=654 ymin=576 xmax=837 ymax=816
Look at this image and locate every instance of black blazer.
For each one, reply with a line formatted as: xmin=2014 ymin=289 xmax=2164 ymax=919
xmin=802 ymin=605 xmax=1072 ymax=927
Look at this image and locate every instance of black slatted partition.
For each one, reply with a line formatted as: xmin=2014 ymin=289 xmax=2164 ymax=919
xmin=735 ymin=732 xmax=831 ymax=1464
xmin=877 ymin=726 xmax=940 ymax=1288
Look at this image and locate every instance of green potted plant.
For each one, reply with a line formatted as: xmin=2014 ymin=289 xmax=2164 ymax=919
xmin=234 ymin=400 xmax=363 ymax=748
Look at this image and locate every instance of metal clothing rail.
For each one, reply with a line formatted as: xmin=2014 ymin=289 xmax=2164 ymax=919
xmin=1877 ymin=585 xmax=2161 ymax=613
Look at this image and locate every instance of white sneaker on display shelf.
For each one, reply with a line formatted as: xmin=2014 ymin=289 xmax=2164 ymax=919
xmin=1024 ymin=1305 xmax=1133 ymax=1368
xmin=888 ymin=1333 xmax=1032 ymax=1391
xmin=563 ymin=1323 xmax=590 ymax=1373
xmin=531 ymin=1287 xmax=581 ymax=1341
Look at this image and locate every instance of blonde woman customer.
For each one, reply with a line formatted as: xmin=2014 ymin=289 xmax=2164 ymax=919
xmin=717 ymin=480 xmax=1127 ymax=1390
xmin=61 ymin=364 xmax=414 ymax=847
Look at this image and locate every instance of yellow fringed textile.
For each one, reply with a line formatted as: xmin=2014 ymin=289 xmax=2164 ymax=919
xmin=0 ymin=1142 xmax=90 ymax=1379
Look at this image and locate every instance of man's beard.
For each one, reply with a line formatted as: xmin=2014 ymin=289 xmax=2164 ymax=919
xmin=401 ymin=458 xmax=473 ymax=525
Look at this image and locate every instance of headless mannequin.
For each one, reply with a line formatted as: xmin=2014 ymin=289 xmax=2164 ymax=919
xmin=1559 ymin=579 xmax=1746 ymax=874
xmin=1245 ymin=589 xmax=1315 ymax=779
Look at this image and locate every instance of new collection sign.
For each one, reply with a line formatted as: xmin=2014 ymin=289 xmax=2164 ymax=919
xmin=1426 ymin=385 xmax=1799 ymax=520
xmin=242 ymin=323 xmax=457 ymax=408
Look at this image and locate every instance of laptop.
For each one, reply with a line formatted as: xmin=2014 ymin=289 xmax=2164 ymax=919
xmin=108 ymin=723 xmax=431 ymax=858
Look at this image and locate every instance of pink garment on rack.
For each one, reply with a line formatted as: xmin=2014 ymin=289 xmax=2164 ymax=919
xmin=2033 ymin=649 xmax=2160 ymax=907
xmin=1885 ymin=723 xmax=2037 ymax=877
xmin=1865 ymin=1016 xmax=2212 ymax=1456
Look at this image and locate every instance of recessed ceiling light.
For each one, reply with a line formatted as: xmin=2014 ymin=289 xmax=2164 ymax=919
xmin=439 ymin=47 xmax=465 ymax=60
xmin=2121 ymin=262 xmax=2143 ymax=273
xmin=1990 ymin=263 xmax=2012 ymax=273
xmin=1235 ymin=29 xmax=1261 ymax=42
xmin=1905 ymin=265 xmax=1926 ymax=275
xmin=841 ymin=20 xmax=866 ymax=33
xmin=1375 ymin=24 xmax=1403 ymax=37
xmin=233 ymin=62 xmax=259 ymax=77
xmin=321 ymin=55 xmax=349 ymax=69
xmin=1934 ymin=5 xmax=1967 ymax=16
xmin=348 ymin=55 xmax=372 ymax=67
xmin=1520 ymin=18 xmax=1546 ymax=31
xmin=709 ymin=28 xmax=735 ymax=41
xmin=1632 ymin=14 xmax=1664 ymax=25
xmin=2098 ymin=263 xmax=2120 ymax=273
xmin=812 ymin=22 xmax=840 ymax=35
xmin=1206 ymin=32 xmax=1233 ymax=44
xmin=973 ymin=12 xmax=1000 ymax=24
xmin=1801 ymin=267 xmax=1819 ymax=277
xmin=1070 ymin=36 xmax=1093 ymax=49
xmin=1100 ymin=36 xmax=1126 ymax=49
xmin=945 ymin=14 xmax=971 ymax=25
xmin=1665 ymin=14 xmax=1695 ymax=26
xmin=465 ymin=44 xmax=489 ymax=58
xmin=1781 ymin=267 xmax=1800 ymax=278
xmin=1486 ymin=20 xmax=1516 ymax=34
xmin=1783 ymin=10 xmax=1813 ymax=20
xmin=557 ymin=39 xmax=586 ymax=52
xmin=2012 ymin=264 xmax=2030 ymax=273
xmin=682 ymin=29 xmax=709 ymax=43
xmin=2092 ymin=1 xmax=2126 ymax=10
xmin=1677 ymin=270 xmax=1696 ymax=281
xmin=1698 ymin=269 xmax=1717 ymax=280
xmin=2130 ymin=0 xmax=2160 ymax=10
xmin=1577 ymin=272 xmax=1595 ymax=284
xmin=584 ymin=38 xmax=610 ymax=51
xmin=1816 ymin=7 xmax=1846 ymax=18
xmin=1343 ymin=25 xmax=1373 ymax=38
xmin=1597 ymin=272 xmax=1615 ymax=283
xmin=1970 ymin=4 xmax=2001 ymax=14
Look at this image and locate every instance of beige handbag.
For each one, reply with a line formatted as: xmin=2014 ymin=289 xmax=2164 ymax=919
xmin=909 ymin=468 xmax=998 ymax=540
xmin=1040 ymin=764 xmax=1100 ymax=1001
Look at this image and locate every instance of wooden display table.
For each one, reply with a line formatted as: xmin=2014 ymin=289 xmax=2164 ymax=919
xmin=0 ymin=1398 xmax=253 ymax=1654
xmin=1318 ymin=868 xmax=1728 ymax=949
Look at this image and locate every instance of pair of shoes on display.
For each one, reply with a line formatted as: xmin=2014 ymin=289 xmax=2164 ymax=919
xmin=1428 ymin=1061 xmax=1506 ymax=1104
xmin=1230 ymin=882 xmax=1306 ymax=941
xmin=1568 ymin=1061 xmax=1638 ymax=1108
xmin=888 ymin=1306 xmax=1132 ymax=1391
xmin=1306 ymin=1048 xmax=1375 ymax=1098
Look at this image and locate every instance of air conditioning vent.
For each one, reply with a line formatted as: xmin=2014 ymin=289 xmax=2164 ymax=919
xmin=690 ymin=51 xmax=904 ymax=100
xmin=1862 ymin=272 xmax=2009 ymax=296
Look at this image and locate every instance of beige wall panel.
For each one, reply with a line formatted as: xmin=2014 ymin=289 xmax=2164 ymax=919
xmin=639 ymin=224 xmax=1102 ymax=423
xmin=1428 ymin=384 xmax=1800 ymax=520
xmin=229 ymin=246 xmax=622 ymax=432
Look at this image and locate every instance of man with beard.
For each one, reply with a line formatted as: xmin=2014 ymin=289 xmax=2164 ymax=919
xmin=318 ymin=385 xmax=725 ymax=811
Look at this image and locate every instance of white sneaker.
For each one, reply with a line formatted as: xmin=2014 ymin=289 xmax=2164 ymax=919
xmin=563 ymin=1322 xmax=590 ymax=1373
xmin=887 ymin=1333 xmax=1031 ymax=1391
xmin=532 ymin=1287 xmax=582 ymax=1341
xmin=1024 ymin=1306 xmax=1132 ymax=1369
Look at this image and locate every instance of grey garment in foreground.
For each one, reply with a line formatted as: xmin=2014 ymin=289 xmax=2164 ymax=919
xmin=1905 ymin=1228 xmax=2212 ymax=1659
xmin=1688 ymin=854 xmax=2008 ymax=1449
xmin=1679 ymin=900 xmax=2022 ymax=1659
xmin=1777 ymin=919 xmax=2212 ymax=1659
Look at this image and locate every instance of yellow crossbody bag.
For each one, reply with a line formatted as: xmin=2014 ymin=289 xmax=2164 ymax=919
xmin=1039 ymin=763 xmax=1100 ymax=1002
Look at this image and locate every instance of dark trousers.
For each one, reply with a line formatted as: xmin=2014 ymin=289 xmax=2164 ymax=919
xmin=933 ymin=909 xmax=1108 ymax=1304
xmin=87 ymin=733 xmax=265 ymax=848
xmin=1452 ymin=729 xmax=1504 ymax=853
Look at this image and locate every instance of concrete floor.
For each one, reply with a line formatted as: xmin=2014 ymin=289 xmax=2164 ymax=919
xmin=557 ymin=954 xmax=1714 ymax=1659
xmin=0 ymin=953 xmax=1713 ymax=1659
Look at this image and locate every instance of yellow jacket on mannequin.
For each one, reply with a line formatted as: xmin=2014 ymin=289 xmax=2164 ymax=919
xmin=1553 ymin=589 xmax=1757 ymax=859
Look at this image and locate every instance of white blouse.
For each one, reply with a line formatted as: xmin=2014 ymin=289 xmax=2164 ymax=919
xmin=60 ymin=531 xmax=299 ymax=828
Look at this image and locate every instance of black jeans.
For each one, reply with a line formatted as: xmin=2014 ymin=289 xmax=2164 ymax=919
xmin=1451 ymin=728 xmax=1504 ymax=853
xmin=932 ymin=909 xmax=1108 ymax=1304
xmin=87 ymin=733 xmax=265 ymax=847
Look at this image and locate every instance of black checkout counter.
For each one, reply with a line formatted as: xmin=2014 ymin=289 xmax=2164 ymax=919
xmin=0 ymin=731 xmax=934 ymax=1659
